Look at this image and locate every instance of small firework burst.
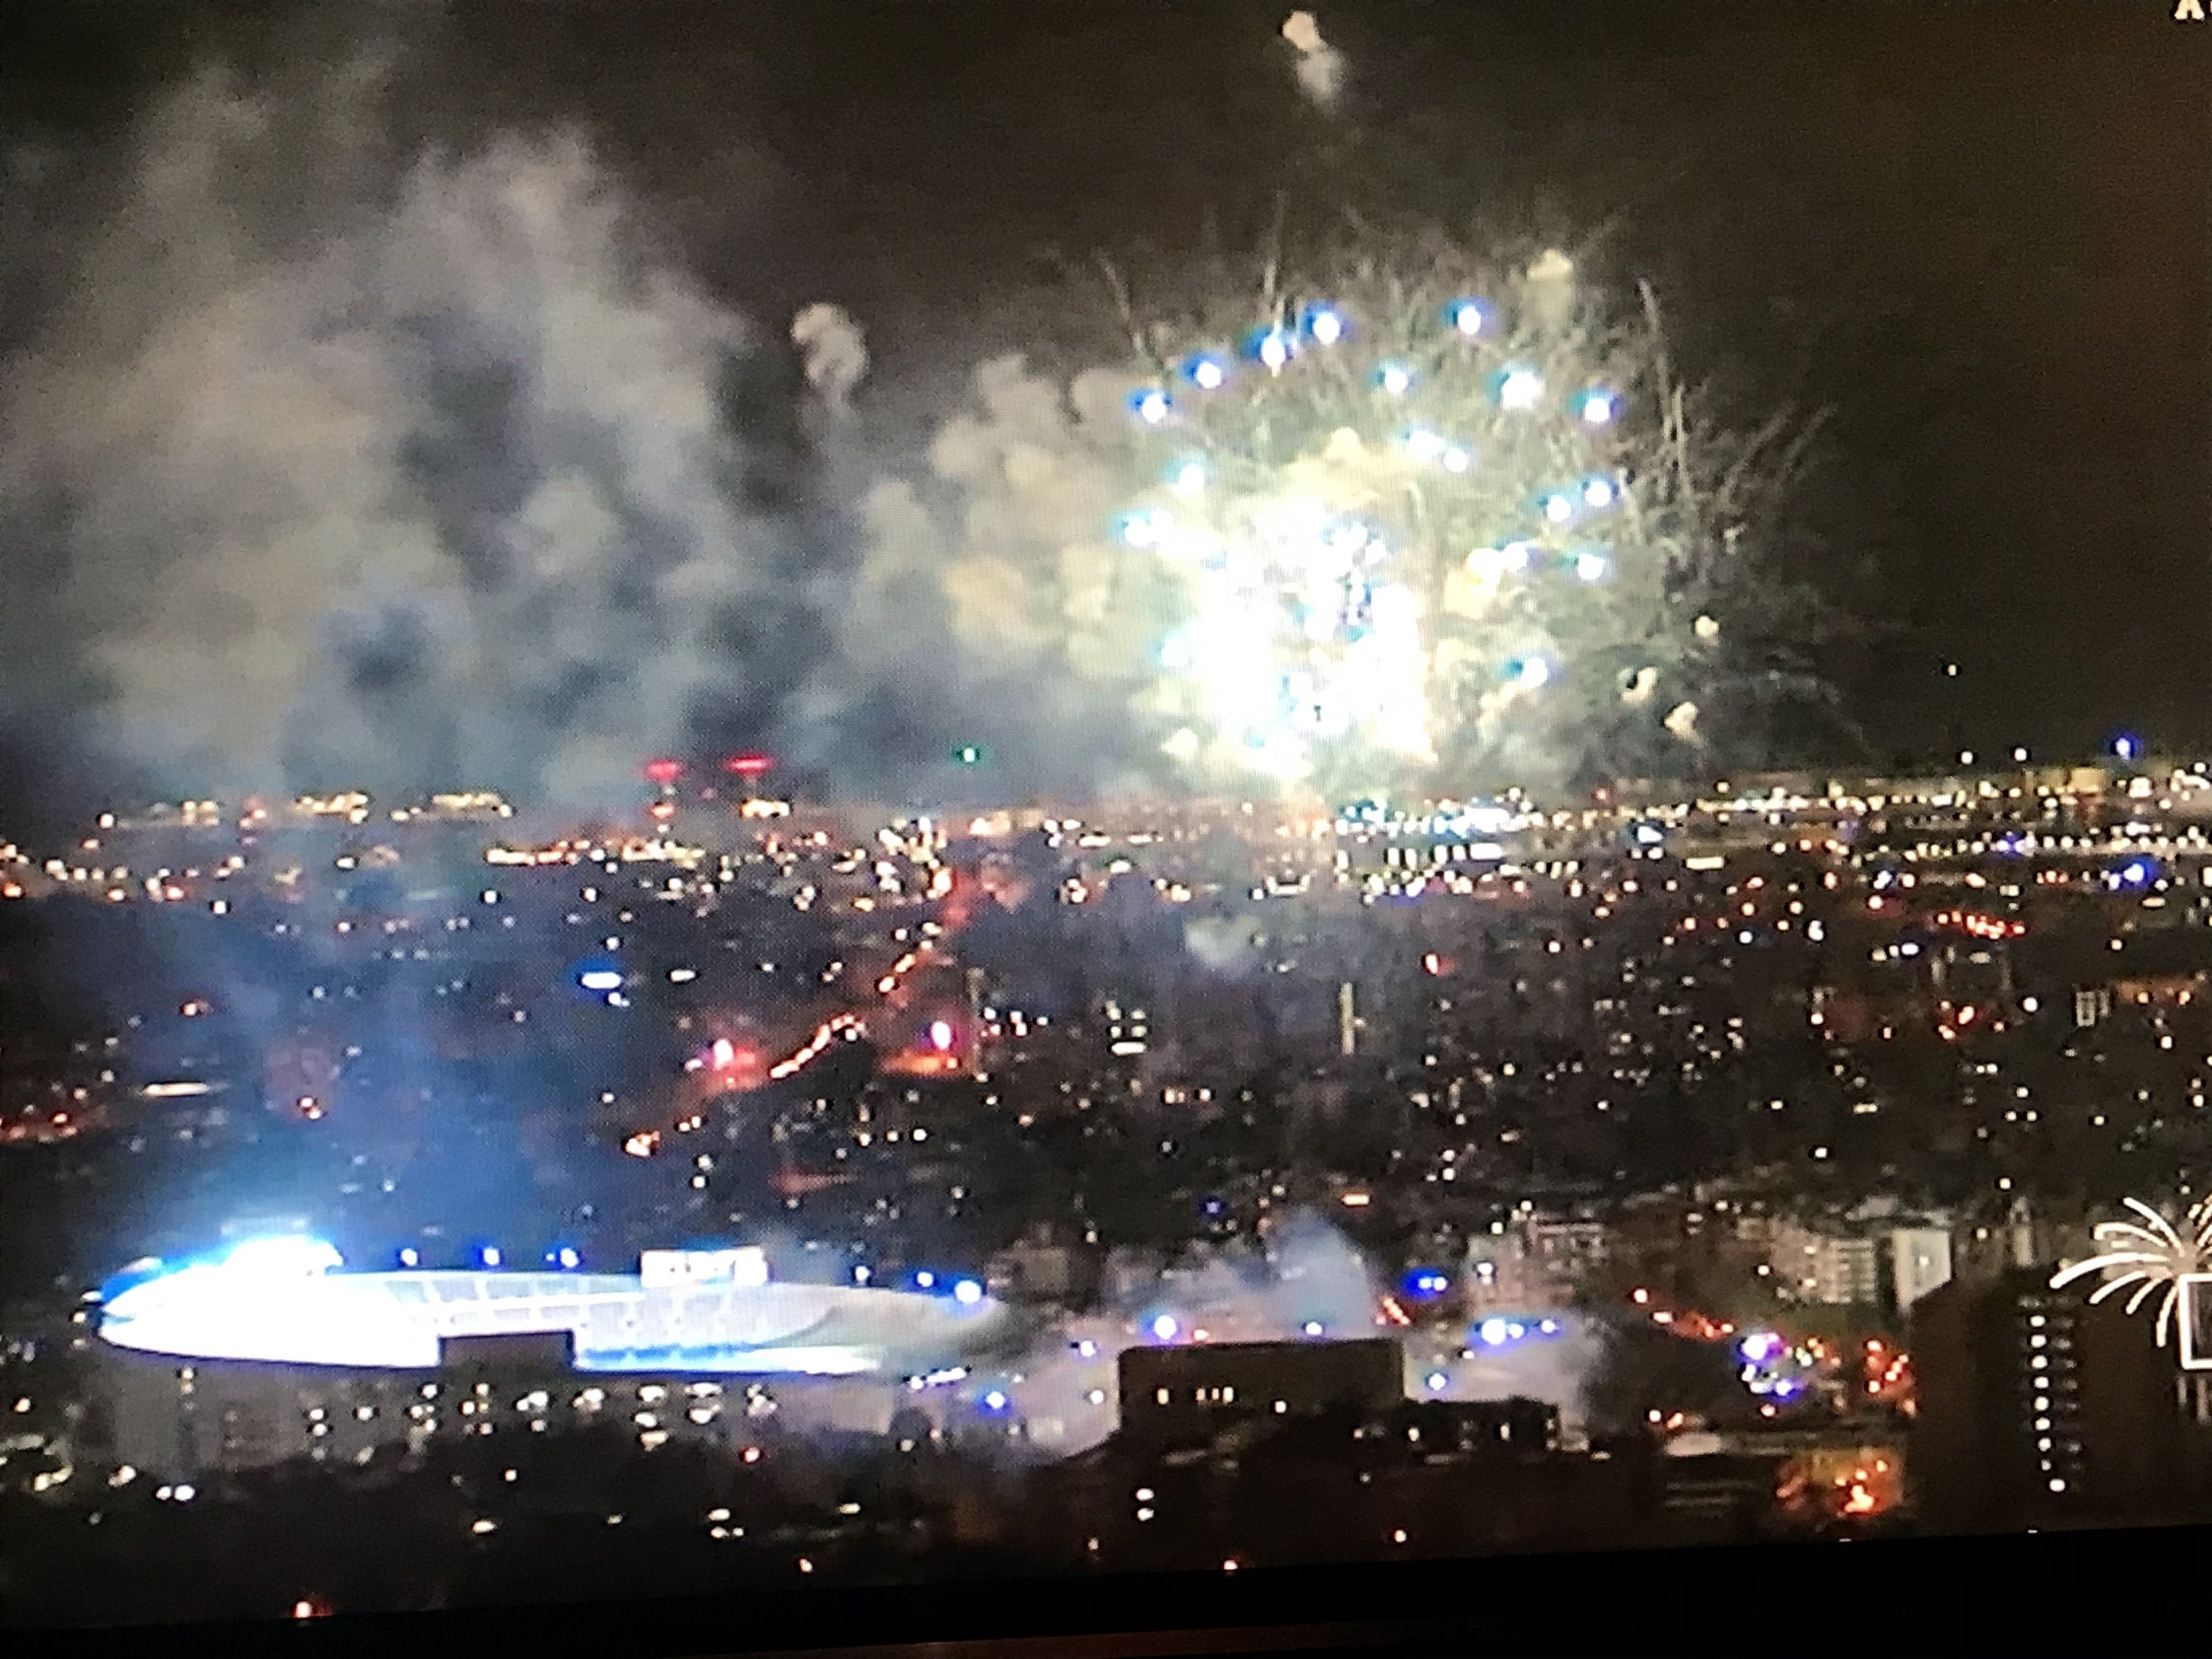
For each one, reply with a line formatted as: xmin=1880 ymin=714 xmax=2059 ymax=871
xmin=2049 ymin=1196 xmax=2212 ymax=1349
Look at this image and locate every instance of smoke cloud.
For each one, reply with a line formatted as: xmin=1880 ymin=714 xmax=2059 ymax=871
xmin=919 ymin=1213 xmax=1606 ymax=1458
xmin=790 ymin=304 xmax=869 ymax=419
xmin=1280 ymin=11 xmax=1348 ymax=112
xmin=0 ymin=65 xmax=842 ymax=813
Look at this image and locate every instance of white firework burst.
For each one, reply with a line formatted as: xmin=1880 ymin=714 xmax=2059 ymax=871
xmin=2048 ymin=1196 xmax=2212 ymax=1349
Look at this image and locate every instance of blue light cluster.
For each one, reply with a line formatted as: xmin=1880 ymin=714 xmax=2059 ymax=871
xmin=2108 ymin=858 xmax=2157 ymax=891
xmin=1402 ymin=1267 xmax=1453 ymax=1299
xmin=907 ymin=1269 xmax=985 ymax=1305
xmin=1473 ymin=1315 xmax=1563 ymax=1349
xmin=1137 ymin=290 xmax=1556 ymax=429
xmin=1737 ymin=1329 xmax=1815 ymax=1398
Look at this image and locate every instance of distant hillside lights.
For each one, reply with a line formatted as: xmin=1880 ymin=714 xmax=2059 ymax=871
xmin=295 ymin=792 xmax=372 ymax=822
xmin=485 ymin=836 xmax=707 ymax=869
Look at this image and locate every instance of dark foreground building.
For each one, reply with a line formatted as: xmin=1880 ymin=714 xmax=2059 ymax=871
xmin=1115 ymin=1337 xmax=1404 ymax=1447
xmin=1032 ymin=1338 xmax=1666 ymax=1569
xmin=1910 ymin=1266 xmax=2212 ymax=1532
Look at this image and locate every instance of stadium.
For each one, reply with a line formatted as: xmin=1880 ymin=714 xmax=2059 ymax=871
xmin=98 ymin=1238 xmax=1010 ymax=1375
xmin=91 ymin=1238 xmax=1021 ymax=1477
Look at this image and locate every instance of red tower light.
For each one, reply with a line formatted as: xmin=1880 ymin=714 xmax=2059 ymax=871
xmin=644 ymin=758 xmax=685 ymax=785
xmin=723 ymin=753 xmax=774 ymax=778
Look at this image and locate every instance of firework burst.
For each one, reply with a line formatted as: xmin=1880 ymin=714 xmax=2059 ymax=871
xmin=2048 ymin=1196 xmax=2212 ymax=1349
xmin=895 ymin=227 xmax=1844 ymax=804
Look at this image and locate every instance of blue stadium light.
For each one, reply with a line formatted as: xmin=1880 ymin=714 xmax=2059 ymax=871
xmin=556 ymin=1247 xmax=581 ymax=1270
xmin=398 ymin=1248 xmax=419 ymax=1269
xmin=953 ymin=1279 xmax=984 ymax=1306
xmin=1180 ymin=354 xmax=1228 ymax=391
xmin=2114 ymin=733 xmax=2142 ymax=762
xmin=1403 ymin=426 xmax=1448 ymax=464
xmin=1151 ymin=1314 xmax=1179 ymax=1341
xmin=981 ymin=1389 xmax=1009 ymax=1411
xmin=1577 ymin=387 xmax=1618 ymax=426
xmin=1117 ymin=508 xmax=1170 ymax=549
xmin=1446 ymin=298 xmax=1488 ymax=337
xmin=1426 ymin=1371 xmax=1448 ymax=1392
xmin=1300 ymin=302 xmax=1345 ymax=346
xmin=96 ymin=1257 xmax=169 ymax=1303
xmin=1130 ymin=387 xmax=1172 ymax=424
xmin=1302 ymin=1321 xmax=1324 ymax=1337
xmin=1245 ymin=326 xmax=1293 ymax=370
xmin=1374 ymin=361 xmax=1415 ymax=396
xmin=915 ymin=1271 xmax=937 ymax=1290
xmin=1478 ymin=1317 xmax=1511 ymax=1347
xmin=479 ymin=1246 xmax=501 ymax=1268
xmin=1495 ymin=365 xmax=1544 ymax=410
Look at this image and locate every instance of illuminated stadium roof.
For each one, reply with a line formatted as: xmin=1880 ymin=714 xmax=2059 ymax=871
xmin=97 ymin=1239 xmax=1010 ymax=1377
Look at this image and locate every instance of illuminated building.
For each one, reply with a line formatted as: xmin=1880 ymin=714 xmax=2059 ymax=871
xmin=1767 ymin=1223 xmax=1881 ymax=1307
xmin=1104 ymin=998 xmax=1149 ymax=1060
xmin=1886 ymin=1227 xmax=1956 ymax=1314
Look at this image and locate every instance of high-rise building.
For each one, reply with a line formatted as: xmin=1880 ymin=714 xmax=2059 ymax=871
xmin=1767 ymin=1223 xmax=1881 ymax=1307
xmin=1909 ymin=1267 xmax=2195 ymax=1532
xmin=1885 ymin=1227 xmax=1954 ymax=1314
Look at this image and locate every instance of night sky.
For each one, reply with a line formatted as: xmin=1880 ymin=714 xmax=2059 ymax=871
xmin=2 ymin=0 xmax=2206 ymax=782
